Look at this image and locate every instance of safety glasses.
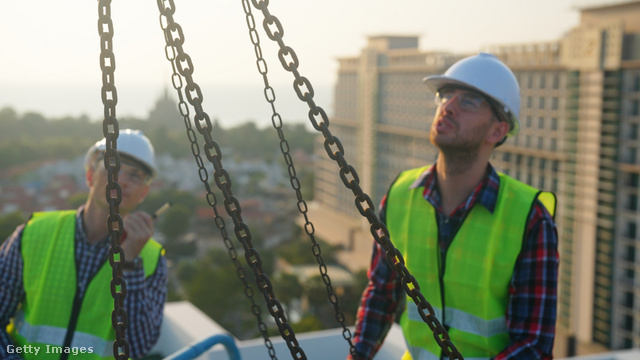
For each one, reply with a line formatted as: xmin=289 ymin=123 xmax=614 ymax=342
xmin=434 ymin=87 xmax=490 ymax=113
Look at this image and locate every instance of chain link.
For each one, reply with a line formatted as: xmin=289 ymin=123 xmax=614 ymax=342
xmin=239 ymin=0 xmax=358 ymax=357
xmin=156 ymin=5 xmax=278 ymax=359
xmin=249 ymin=1 xmax=464 ymax=358
xmin=156 ymin=1 xmax=306 ymax=359
xmin=97 ymin=1 xmax=129 ymax=359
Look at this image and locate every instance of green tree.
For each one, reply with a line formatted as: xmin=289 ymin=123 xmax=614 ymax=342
xmin=67 ymin=192 xmax=89 ymax=209
xmin=0 ymin=211 xmax=26 ymax=244
xmin=180 ymin=249 xmax=266 ymax=339
xmin=161 ymin=204 xmax=192 ymax=240
xmin=272 ymin=272 xmax=303 ymax=319
xmin=278 ymin=237 xmax=338 ymax=265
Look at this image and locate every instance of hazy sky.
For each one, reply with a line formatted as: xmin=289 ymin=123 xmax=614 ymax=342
xmin=0 ymin=0 xmax=623 ymax=127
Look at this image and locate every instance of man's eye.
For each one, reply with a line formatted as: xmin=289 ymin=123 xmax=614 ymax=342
xmin=460 ymin=98 xmax=476 ymax=108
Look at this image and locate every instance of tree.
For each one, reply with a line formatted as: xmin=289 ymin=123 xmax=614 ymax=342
xmin=67 ymin=192 xmax=89 ymax=209
xmin=272 ymin=272 xmax=303 ymax=319
xmin=0 ymin=211 xmax=26 ymax=244
xmin=161 ymin=204 xmax=192 ymax=240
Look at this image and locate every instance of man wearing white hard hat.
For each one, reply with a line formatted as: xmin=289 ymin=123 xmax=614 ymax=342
xmin=351 ymin=54 xmax=558 ymax=360
xmin=0 ymin=129 xmax=167 ymax=359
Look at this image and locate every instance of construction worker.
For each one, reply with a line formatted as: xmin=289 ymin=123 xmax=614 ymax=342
xmin=350 ymin=53 xmax=558 ymax=359
xmin=0 ymin=129 xmax=168 ymax=359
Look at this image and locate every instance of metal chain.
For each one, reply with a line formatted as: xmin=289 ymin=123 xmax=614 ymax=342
xmin=239 ymin=0 xmax=358 ymax=357
xmin=156 ymin=6 xmax=278 ymax=360
xmin=156 ymin=1 xmax=306 ymax=359
xmin=249 ymin=1 xmax=464 ymax=359
xmin=97 ymin=1 xmax=129 ymax=359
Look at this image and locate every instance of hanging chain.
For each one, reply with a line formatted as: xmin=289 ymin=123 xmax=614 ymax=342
xmin=97 ymin=1 xmax=130 ymax=359
xmin=156 ymin=1 xmax=306 ymax=359
xmin=157 ymin=8 xmax=278 ymax=360
xmin=250 ymin=1 xmax=464 ymax=359
xmin=240 ymin=0 xmax=358 ymax=357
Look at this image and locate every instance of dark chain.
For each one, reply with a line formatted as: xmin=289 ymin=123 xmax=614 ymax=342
xmin=156 ymin=1 xmax=306 ymax=359
xmin=97 ymin=1 xmax=130 ymax=359
xmin=156 ymin=6 xmax=278 ymax=360
xmin=239 ymin=0 xmax=358 ymax=357
xmin=249 ymin=1 xmax=464 ymax=358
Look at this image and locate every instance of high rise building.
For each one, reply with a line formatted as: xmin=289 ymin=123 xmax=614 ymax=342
xmin=310 ymin=0 xmax=640 ymax=355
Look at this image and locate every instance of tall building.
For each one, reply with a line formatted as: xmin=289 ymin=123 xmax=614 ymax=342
xmin=310 ymin=0 xmax=640 ymax=355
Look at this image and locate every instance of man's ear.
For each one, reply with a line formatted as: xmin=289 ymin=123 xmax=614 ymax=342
xmin=138 ymin=185 xmax=150 ymax=204
xmin=85 ymin=169 xmax=93 ymax=187
xmin=487 ymin=120 xmax=509 ymax=145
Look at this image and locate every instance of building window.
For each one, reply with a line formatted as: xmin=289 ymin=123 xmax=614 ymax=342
xmin=552 ymin=97 xmax=559 ymax=110
xmin=539 ymin=97 xmax=545 ymax=109
xmin=538 ymin=137 xmax=544 ymax=149
xmin=526 ymin=116 xmax=532 ymax=127
xmin=540 ymin=74 xmax=546 ymax=88
xmin=632 ymin=100 xmax=640 ymax=116
xmin=630 ymin=123 xmax=639 ymax=140
xmin=552 ymin=74 xmax=560 ymax=89
xmin=628 ymin=194 xmax=638 ymax=211
xmin=538 ymin=117 xmax=545 ymax=129
xmin=551 ymin=138 xmax=557 ymax=151
xmin=527 ymin=97 xmax=533 ymax=108
xmin=626 ymin=148 xmax=637 ymax=164
xmin=626 ymin=246 xmax=636 ymax=262
xmin=551 ymin=117 xmax=558 ymax=130
xmin=626 ymin=222 xmax=636 ymax=238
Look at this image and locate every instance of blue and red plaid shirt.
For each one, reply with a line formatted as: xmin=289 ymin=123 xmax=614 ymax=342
xmin=351 ymin=164 xmax=558 ymax=360
xmin=0 ymin=206 xmax=167 ymax=359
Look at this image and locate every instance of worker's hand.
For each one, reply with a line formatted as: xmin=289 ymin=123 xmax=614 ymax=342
xmin=121 ymin=211 xmax=154 ymax=261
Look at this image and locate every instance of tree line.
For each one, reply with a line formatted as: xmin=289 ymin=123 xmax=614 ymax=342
xmin=0 ymin=106 xmax=317 ymax=172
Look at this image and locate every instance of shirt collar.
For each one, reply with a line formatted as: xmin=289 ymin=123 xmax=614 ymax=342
xmin=409 ymin=163 xmax=501 ymax=214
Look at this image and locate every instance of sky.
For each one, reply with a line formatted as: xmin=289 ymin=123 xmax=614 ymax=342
xmin=0 ymin=0 xmax=627 ymax=128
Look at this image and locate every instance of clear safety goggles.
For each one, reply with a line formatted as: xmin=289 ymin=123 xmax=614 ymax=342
xmin=434 ymin=87 xmax=490 ymax=113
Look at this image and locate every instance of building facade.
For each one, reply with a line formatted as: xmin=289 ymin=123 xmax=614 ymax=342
xmin=311 ymin=1 xmax=640 ymax=355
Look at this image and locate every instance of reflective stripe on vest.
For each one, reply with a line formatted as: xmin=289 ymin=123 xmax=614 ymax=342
xmin=12 ymin=311 xmax=113 ymax=358
xmin=386 ymin=166 xmax=553 ymax=359
xmin=407 ymin=305 xmax=507 ymax=338
xmin=9 ymin=210 xmax=163 ymax=360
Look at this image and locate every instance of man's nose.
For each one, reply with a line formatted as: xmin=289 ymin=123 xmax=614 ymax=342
xmin=440 ymin=94 xmax=460 ymax=113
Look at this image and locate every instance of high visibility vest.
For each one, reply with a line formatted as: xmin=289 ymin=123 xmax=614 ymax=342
xmin=8 ymin=210 xmax=164 ymax=360
xmin=386 ymin=166 xmax=555 ymax=360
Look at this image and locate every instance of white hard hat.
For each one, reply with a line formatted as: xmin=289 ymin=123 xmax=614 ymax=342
xmin=423 ymin=52 xmax=521 ymax=136
xmin=84 ymin=129 xmax=156 ymax=177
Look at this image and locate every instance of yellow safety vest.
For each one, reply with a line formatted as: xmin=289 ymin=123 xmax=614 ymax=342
xmin=8 ymin=210 xmax=163 ymax=360
xmin=386 ymin=166 xmax=555 ymax=360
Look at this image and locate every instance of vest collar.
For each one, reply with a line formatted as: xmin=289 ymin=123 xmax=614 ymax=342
xmin=407 ymin=163 xmax=501 ymax=215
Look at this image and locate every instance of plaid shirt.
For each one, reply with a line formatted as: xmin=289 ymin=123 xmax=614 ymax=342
xmin=0 ymin=207 xmax=167 ymax=359
xmin=351 ymin=164 xmax=558 ymax=360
